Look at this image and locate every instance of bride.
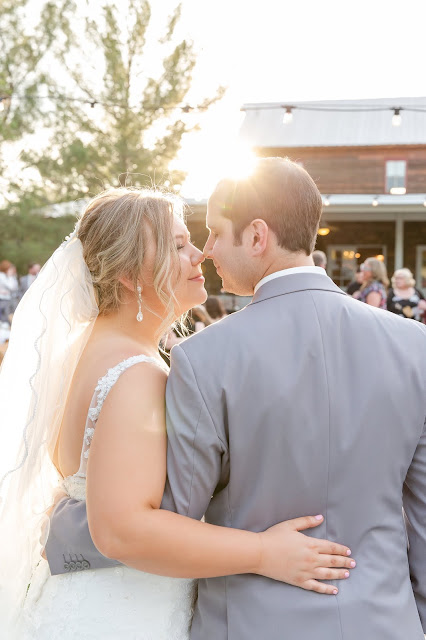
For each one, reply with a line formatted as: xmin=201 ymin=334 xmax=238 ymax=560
xmin=0 ymin=187 xmax=353 ymax=639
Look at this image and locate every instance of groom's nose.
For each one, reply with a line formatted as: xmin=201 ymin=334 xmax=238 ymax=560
xmin=203 ymin=235 xmax=213 ymax=259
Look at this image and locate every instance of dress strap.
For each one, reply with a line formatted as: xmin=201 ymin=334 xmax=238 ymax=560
xmin=75 ymin=355 xmax=167 ymax=478
xmin=87 ymin=355 xmax=163 ymax=424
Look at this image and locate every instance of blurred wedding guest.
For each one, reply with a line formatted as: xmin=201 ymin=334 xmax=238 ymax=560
xmin=355 ymin=257 xmax=388 ymax=309
xmin=0 ymin=260 xmax=19 ymax=323
xmin=20 ymin=262 xmax=41 ymax=296
xmin=8 ymin=264 xmax=20 ymax=312
xmin=312 ymin=250 xmax=327 ymax=270
xmin=346 ymin=267 xmax=363 ymax=296
xmin=191 ymin=304 xmax=213 ymax=332
xmin=164 ymin=305 xmax=212 ymax=351
xmin=205 ymin=295 xmax=227 ymax=322
xmin=0 ymin=323 xmax=10 ymax=344
xmin=387 ymin=268 xmax=426 ymax=322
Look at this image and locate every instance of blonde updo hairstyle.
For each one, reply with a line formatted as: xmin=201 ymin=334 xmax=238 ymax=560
xmin=391 ymin=268 xmax=416 ymax=288
xmin=77 ymin=187 xmax=185 ymax=338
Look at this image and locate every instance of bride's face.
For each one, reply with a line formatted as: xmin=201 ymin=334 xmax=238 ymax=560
xmin=141 ymin=216 xmax=207 ymax=317
xmin=171 ymin=217 xmax=208 ymax=314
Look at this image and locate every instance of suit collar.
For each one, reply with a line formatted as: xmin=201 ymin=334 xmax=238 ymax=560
xmin=250 ymin=271 xmax=347 ymax=305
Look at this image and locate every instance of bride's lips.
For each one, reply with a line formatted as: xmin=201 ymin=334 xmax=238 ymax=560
xmin=189 ymin=274 xmax=205 ymax=282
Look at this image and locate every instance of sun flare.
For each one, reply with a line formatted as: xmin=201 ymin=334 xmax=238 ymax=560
xmin=221 ymin=142 xmax=258 ymax=181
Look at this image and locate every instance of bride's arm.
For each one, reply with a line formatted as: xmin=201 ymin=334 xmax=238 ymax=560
xmin=87 ymin=363 xmax=354 ymax=594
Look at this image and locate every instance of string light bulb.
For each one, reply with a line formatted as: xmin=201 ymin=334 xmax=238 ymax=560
xmin=282 ymin=106 xmax=293 ymax=124
xmin=392 ymin=108 xmax=402 ymax=127
xmin=372 ymin=197 xmax=379 ymax=207
xmin=323 ymin=195 xmax=330 ymax=207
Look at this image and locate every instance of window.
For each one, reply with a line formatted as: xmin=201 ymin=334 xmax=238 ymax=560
xmin=386 ymin=160 xmax=406 ymax=194
xmin=327 ymin=245 xmax=387 ymax=290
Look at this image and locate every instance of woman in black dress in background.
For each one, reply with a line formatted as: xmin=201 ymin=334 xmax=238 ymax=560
xmin=387 ymin=268 xmax=426 ymax=322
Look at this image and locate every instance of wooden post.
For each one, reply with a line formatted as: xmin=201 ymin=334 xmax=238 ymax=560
xmin=394 ymin=215 xmax=404 ymax=271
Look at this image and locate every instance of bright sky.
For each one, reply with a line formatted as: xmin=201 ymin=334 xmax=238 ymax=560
xmin=171 ymin=0 xmax=426 ymax=198
xmin=5 ymin=0 xmax=426 ymax=203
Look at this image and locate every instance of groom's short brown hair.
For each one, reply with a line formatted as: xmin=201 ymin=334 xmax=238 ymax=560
xmin=210 ymin=157 xmax=323 ymax=255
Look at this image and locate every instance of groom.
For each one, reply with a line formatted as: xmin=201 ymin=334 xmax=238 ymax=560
xmin=46 ymin=158 xmax=426 ymax=639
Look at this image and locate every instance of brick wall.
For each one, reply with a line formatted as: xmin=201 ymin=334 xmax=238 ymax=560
xmin=258 ymin=146 xmax=426 ymax=194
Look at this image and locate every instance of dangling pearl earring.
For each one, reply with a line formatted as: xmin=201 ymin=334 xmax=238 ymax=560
xmin=136 ymin=285 xmax=143 ymax=322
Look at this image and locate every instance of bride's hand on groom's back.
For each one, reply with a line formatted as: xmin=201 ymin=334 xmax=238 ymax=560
xmin=255 ymin=514 xmax=356 ymax=594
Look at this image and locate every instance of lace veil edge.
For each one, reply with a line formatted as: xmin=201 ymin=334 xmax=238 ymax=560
xmin=0 ymin=231 xmax=98 ymax=634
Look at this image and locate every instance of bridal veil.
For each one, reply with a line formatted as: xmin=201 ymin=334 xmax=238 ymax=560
xmin=0 ymin=229 xmax=98 ymax=636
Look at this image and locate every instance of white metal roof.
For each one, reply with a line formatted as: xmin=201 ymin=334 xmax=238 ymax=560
xmin=186 ymin=194 xmax=426 ymax=207
xmin=239 ymin=97 xmax=426 ymax=148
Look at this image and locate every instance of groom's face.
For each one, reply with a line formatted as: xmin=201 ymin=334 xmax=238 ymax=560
xmin=204 ymin=203 xmax=254 ymax=296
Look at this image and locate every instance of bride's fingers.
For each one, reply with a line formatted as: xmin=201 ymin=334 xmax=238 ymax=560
xmin=317 ymin=554 xmax=356 ymax=570
xmin=302 ymin=579 xmax=339 ymax=595
xmin=288 ymin=514 xmax=325 ymax=532
xmin=313 ymin=567 xmax=351 ymax=581
xmin=313 ymin=538 xmax=352 ymax=558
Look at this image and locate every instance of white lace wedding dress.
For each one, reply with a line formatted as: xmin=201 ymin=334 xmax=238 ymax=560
xmin=20 ymin=355 xmax=196 ymax=640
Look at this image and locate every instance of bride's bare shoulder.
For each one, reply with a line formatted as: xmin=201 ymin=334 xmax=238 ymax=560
xmin=77 ymin=331 xmax=167 ymax=387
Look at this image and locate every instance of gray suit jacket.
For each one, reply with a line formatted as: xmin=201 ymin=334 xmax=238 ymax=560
xmin=46 ymin=272 xmax=426 ymax=640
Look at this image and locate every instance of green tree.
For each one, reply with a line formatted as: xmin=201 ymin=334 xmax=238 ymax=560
xmin=0 ymin=0 xmax=72 ymax=163
xmin=23 ymin=0 xmax=224 ymax=202
xmin=0 ymin=0 xmax=76 ymax=227
xmin=0 ymin=207 xmax=75 ymax=274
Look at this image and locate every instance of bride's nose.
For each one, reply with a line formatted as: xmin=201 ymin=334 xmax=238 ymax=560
xmin=191 ymin=247 xmax=205 ymax=266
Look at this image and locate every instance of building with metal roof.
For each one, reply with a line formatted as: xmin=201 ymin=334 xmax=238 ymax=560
xmin=240 ymin=97 xmax=426 ymax=148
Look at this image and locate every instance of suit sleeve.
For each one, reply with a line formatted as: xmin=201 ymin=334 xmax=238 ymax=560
xmin=161 ymin=344 xmax=226 ymax=519
xmin=45 ymin=497 xmax=121 ymax=575
xmin=403 ymin=417 xmax=426 ymax=631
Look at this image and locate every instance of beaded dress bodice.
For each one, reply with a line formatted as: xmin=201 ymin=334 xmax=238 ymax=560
xmin=62 ymin=355 xmax=168 ymax=501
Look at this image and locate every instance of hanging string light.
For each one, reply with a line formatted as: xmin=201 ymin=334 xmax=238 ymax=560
xmin=392 ymin=108 xmax=402 ymax=127
xmin=241 ymin=102 xmax=426 ymax=128
xmin=282 ymin=106 xmax=293 ymax=124
xmin=372 ymin=197 xmax=379 ymax=207
xmin=0 ymin=97 xmax=10 ymax=112
xmin=0 ymin=93 xmax=210 ymax=115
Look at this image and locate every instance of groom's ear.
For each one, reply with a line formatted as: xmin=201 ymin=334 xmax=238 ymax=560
xmin=247 ymin=219 xmax=269 ymax=256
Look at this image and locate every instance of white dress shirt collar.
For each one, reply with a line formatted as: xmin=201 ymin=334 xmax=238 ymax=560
xmin=254 ymin=266 xmax=326 ymax=294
